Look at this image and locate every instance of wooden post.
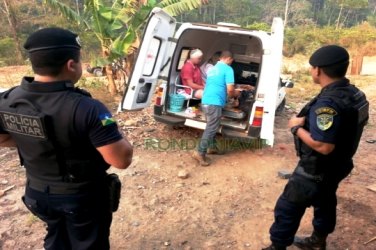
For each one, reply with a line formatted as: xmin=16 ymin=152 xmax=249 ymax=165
xmin=350 ymin=55 xmax=363 ymax=75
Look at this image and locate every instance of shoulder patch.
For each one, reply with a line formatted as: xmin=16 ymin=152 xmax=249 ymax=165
xmin=99 ymin=113 xmax=116 ymax=126
xmin=315 ymin=107 xmax=337 ymax=131
xmin=315 ymin=107 xmax=337 ymax=116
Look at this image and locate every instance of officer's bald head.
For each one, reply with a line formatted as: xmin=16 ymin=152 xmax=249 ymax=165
xmin=24 ymin=28 xmax=81 ymax=77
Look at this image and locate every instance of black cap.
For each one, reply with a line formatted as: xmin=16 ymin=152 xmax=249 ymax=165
xmin=309 ymin=45 xmax=349 ymax=67
xmin=24 ymin=27 xmax=81 ymax=53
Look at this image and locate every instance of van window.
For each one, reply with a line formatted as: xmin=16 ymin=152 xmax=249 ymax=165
xmin=232 ymin=62 xmax=260 ymax=86
xmin=230 ymin=44 xmax=247 ymax=55
xmin=177 ymin=48 xmax=192 ymax=71
xmin=143 ymin=37 xmax=161 ymax=76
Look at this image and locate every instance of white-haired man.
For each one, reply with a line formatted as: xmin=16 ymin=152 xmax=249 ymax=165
xmin=180 ymin=49 xmax=205 ymax=99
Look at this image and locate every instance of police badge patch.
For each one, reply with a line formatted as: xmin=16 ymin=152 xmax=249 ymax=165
xmin=315 ymin=107 xmax=337 ymax=131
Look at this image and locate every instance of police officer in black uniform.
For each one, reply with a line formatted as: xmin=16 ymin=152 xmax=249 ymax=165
xmin=0 ymin=28 xmax=133 ymax=249
xmin=263 ymin=45 xmax=369 ymax=250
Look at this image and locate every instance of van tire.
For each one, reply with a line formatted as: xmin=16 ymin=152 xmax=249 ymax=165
xmin=276 ymin=98 xmax=286 ymax=116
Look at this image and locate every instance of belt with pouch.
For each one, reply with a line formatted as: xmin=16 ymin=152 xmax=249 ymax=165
xmin=26 ymin=177 xmax=92 ymax=195
xmin=295 ymin=166 xmax=324 ymax=182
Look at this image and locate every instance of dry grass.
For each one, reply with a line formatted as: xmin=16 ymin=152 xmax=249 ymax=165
xmin=0 ymin=65 xmax=32 ymax=88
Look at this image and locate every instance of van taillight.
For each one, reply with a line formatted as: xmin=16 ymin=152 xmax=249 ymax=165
xmin=252 ymin=106 xmax=264 ymax=127
xmin=155 ymin=87 xmax=163 ymax=106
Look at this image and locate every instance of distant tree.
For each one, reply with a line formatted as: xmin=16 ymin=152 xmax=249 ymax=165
xmin=327 ymin=0 xmax=369 ymax=29
xmin=0 ymin=0 xmax=23 ymax=63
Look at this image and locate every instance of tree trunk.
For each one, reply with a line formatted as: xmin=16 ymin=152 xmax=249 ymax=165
xmin=341 ymin=9 xmax=351 ymax=28
xmin=336 ymin=4 xmax=344 ymax=30
xmin=75 ymin=0 xmax=80 ymax=16
xmin=102 ymin=47 xmax=117 ymax=95
xmin=212 ymin=2 xmax=216 ymax=24
xmin=105 ymin=64 xmax=117 ymax=95
xmin=3 ymin=0 xmax=23 ymax=63
xmin=284 ymin=0 xmax=290 ymax=27
xmin=327 ymin=6 xmax=334 ymax=26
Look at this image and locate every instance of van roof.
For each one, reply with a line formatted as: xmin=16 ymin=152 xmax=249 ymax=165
xmin=189 ymin=22 xmax=270 ymax=34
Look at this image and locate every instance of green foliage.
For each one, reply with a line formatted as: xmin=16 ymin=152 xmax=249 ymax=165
xmin=0 ymin=37 xmax=20 ymax=65
xmin=1 ymin=0 xmax=376 ymax=66
xmin=42 ymin=0 xmax=206 ymax=67
xmin=77 ymin=76 xmax=104 ymax=88
xmin=246 ymin=22 xmax=271 ymax=32
xmin=284 ymin=22 xmax=376 ymax=57
xmin=160 ymin=0 xmax=208 ymax=16
xmin=177 ymin=0 xmax=375 ymax=28
xmin=368 ymin=14 xmax=376 ymax=26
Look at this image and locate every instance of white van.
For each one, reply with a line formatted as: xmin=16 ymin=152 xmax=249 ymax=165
xmin=119 ymin=8 xmax=293 ymax=146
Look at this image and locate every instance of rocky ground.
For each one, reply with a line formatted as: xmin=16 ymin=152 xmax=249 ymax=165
xmin=0 ymin=66 xmax=375 ymax=249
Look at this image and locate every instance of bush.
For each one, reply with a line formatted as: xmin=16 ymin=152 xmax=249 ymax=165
xmin=246 ymin=22 xmax=270 ymax=32
xmin=284 ymin=23 xmax=376 ymax=57
xmin=0 ymin=37 xmax=19 ymax=65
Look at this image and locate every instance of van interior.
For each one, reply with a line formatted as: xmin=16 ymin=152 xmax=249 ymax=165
xmin=166 ymin=28 xmax=264 ymax=131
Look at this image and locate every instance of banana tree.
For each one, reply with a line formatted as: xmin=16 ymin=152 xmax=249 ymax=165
xmin=43 ymin=0 xmax=208 ymax=95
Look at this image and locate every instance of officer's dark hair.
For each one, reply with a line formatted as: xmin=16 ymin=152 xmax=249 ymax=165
xmin=30 ymin=49 xmax=81 ymax=76
xmin=220 ymin=50 xmax=233 ymax=59
xmin=320 ymin=60 xmax=349 ymax=79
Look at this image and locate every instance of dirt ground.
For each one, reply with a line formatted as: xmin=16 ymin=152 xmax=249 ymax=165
xmin=0 ymin=65 xmax=375 ymax=250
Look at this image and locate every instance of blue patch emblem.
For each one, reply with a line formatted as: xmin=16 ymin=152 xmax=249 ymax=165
xmin=99 ymin=113 xmax=115 ymax=126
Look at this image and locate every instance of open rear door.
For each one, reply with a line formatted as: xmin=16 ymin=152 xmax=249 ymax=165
xmin=121 ymin=8 xmax=176 ymax=111
xmin=252 ymin=17 xmax=284 ymax=146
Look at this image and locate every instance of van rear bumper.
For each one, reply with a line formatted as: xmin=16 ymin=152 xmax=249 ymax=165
xmin=221 ymin=127 xmax=256 ymax=140
xmin=247 ymin=126 xmax=261 ymax=138
xmin=153 ymin=114 xmax=185 ymax=126
xmin=220 ymin=127 xmax=265 ymax=149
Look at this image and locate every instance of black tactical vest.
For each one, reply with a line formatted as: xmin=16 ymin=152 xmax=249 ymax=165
xmin=0 ymin=77 xmax=110 ymax=190
xmin=295 ymin=79 xmax=369 ymax=176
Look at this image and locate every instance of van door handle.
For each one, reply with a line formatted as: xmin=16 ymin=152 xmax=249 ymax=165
xmin=139 ymin=78 xmax=145 ymax=84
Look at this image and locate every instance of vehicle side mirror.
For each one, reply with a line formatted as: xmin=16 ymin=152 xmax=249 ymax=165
xmin=282 ymin=79 xmax=294 ymax=88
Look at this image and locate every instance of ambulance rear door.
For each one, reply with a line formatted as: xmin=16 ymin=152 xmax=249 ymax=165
xmin=120 ymin=8 xmax=176 ymax=111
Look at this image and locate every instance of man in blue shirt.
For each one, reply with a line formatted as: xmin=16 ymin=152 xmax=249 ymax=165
xmin=192 ymin=51 xmax=237 ymax=166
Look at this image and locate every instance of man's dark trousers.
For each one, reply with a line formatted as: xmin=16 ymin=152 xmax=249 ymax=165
xmin=23 ymin=182 xmax=112 ymax=250
xmin=198 ymin=104 xmax=222 ymax=154
xmin=269 ymin=166 xmax=350 ymax=247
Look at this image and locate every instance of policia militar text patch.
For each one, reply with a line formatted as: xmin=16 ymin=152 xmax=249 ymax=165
xmin=0 ymin=111 xmax=47 ymax=139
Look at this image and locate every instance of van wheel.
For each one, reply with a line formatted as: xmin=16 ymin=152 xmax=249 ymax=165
xmin=276 ymin=98 xmax=286 ymax=115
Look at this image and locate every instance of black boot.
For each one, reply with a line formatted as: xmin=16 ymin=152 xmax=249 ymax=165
xmin=262 ymin=244 xmax=286 ymax=250
xmin=293 ymin=231 xmax=327 ymax=250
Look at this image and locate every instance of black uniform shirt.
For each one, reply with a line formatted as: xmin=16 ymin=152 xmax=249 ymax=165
xmin=308 ymin=79 xmax=350 ymax=145
xmin=0 ymin=80 xmax=123 ymax=149
xmin=74 ymin=97 xmax=123 ymax=148
xmin=309 ymin=98 xmax=341 ymax=144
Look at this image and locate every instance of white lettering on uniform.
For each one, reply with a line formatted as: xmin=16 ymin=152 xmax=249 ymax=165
xmin=0 ymin=112 xmax=46 ymax=138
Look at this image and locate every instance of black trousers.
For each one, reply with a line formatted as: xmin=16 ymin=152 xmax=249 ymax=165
xmin=23 ymin=184 xmax=112 ymax=250
xmin=269 ymin=166 xmax=350 ymax=247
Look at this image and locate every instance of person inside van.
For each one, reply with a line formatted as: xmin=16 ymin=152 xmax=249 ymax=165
xmin=180 ymin=49 xmax=205 ymax=99
xmin=193 ymin=51 xmax=237 ymax=166
xmin=201 ymin=51 xmax=221 ymax=81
